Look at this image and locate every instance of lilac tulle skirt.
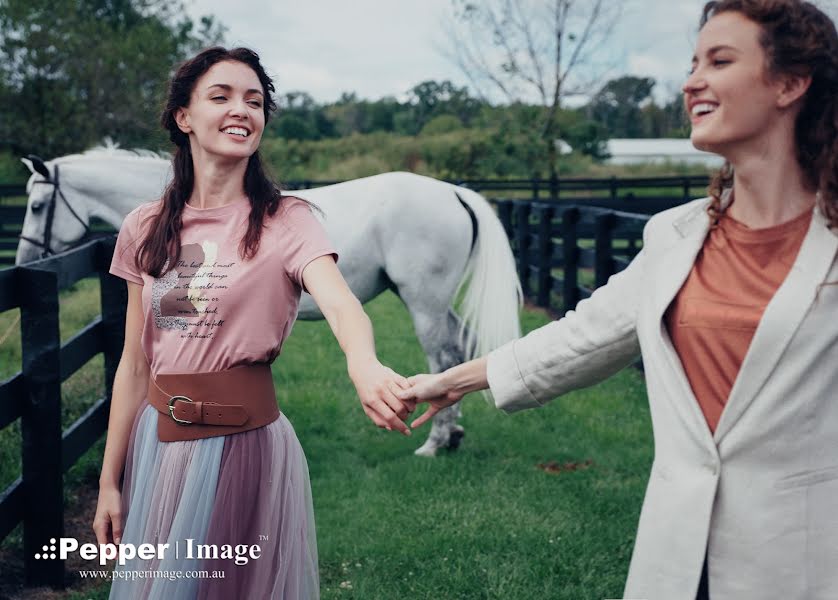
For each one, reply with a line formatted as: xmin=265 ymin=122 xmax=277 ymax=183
xmin=108 ymin=399 xmax=319 ymax=599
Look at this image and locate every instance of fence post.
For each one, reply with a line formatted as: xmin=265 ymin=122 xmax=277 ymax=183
xmin=98 ymin=238 xmax=127 ymax=404
xmin=549 ymin=172 xmax=559 ymax=202
xmin=496 ymin=200 xmax=513 ymax=241
xmin=683 ymin=178 xmax=691 ymax=203
xmin=610 ymin=176 xmax=618 ymax=203
xmin=534 ymin=204 xmax=555 ymax=309
xmin=514 ymin=202 xmax=532 ymax=298
xmin=560 ymin=207 xmax=580 ymax=314
xmin=594 ymin=212 xmax=617 ymax=288
xmin=531 ymin=178 xmax=540 ymax=202
xmin=18 ymin=266 xmax=64 ymax=589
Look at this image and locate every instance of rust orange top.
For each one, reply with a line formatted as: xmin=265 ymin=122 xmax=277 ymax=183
xmin=665 ymin=205 xmax=813 ymax=433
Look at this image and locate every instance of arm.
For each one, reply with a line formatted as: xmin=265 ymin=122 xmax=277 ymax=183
xmin=404 ymin=229 xmax=650 ymax=422
xmin=93 ymin=281 xmax=150 ymax=544
xmin=302 ymin=255 xmax=414 ymax=435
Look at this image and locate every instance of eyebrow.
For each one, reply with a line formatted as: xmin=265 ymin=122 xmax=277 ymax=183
xmin=206 ymin=83 xmax=264 ymax=96
xmin=691 ymin=44 xmax=742 ymax=63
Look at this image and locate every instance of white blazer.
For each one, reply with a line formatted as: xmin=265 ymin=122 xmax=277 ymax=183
xmin=486 ymin=196 xmax=838 ymax=600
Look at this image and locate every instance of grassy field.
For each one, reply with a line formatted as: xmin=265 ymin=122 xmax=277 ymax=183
xmin=0 ymin=278 xmax=653 ymax=600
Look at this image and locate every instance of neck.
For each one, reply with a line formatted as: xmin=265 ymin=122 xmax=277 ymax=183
xmin=723 ymin=124 xmax=816 ymax=228
xmin=188 ymin=151 xmax=249 ymax=209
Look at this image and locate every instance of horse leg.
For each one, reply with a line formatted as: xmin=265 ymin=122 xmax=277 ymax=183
xmin=410 ymin=308 xmax=470 ymax=457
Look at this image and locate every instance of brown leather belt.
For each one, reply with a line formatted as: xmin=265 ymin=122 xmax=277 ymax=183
xmin=147 ymin=363 xmax=280 ymax=442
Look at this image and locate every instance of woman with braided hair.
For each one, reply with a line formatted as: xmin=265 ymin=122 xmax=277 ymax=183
xmin=401 ymin=1 xmax=838 ymax=598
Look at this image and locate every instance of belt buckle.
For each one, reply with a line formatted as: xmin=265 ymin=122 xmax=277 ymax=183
xmin=168 ymin=395 xmax=194 ymax=424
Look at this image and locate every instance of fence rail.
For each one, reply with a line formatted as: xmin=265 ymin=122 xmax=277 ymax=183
xmin=0 ymin=238 xmax=125 ymax=589
xmin=491 ymin=200 xmax=649 ymax=316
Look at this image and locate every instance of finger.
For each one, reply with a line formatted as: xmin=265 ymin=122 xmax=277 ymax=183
xmin=395 ymin=386 xmax=414 ymax=401
xmin=386 ymin=381 xmax=414 ymax=414
xmin=378 ymin=383 xmax=413 ymax=422
xmin=112 ymin=510 xmax=123 ymax=545
xmin=93 ymin=518 xmax=109 ymax=545
xmin=394 ymin=373 xmax=411 ymax=389
xmin=361 ymin=405 xmax=388 ymax=429
xmin=370 ymin=397 xmax=411 ymax=435
xmin=411 ymin=405 xmax=440 ymax=428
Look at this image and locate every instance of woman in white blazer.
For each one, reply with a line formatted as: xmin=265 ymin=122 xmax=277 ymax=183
xmin=399 ymin=1 xmax=838 ymax=599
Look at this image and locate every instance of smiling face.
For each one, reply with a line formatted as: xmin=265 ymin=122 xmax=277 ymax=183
xmin=175 ymin=60 xmax=266 ymax=162
xmin=683 ymin=11 xmax=789 ymax=156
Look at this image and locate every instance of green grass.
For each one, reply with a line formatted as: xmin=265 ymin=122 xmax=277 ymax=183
xmin=1 ymin=282 xmax=653 ymax=600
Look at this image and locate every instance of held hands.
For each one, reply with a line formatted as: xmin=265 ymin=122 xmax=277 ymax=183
xmin=397 ymin=372 xmax=464 ymax=428
xmin=349 ymin=357 xmax=416 ymax=435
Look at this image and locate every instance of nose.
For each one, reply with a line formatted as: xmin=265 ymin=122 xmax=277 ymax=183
xmin=228 ymin=97 xmax=249 ymax=119
xmin=682 ymin=68 xmax=707 ymax=95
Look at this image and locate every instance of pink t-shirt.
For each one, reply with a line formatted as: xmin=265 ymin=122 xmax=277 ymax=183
xmin=109 ymin=195 xmax=338 ymax=376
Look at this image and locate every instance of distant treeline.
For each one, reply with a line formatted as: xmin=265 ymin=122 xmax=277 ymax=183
xmin=0 ymin=0 xmax=692 ymax=183
xmin=270 ymin=77 xmax=688 ymax=146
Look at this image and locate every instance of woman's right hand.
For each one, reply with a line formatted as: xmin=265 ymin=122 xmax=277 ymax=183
xmin=400 ymin=372 xmax=466 ymax=428
xmin=93 ymin=485 xmax=123 ymax=545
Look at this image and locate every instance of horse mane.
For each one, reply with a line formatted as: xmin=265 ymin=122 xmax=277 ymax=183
xmin=55 ymin=139 xmax=171 ymax=164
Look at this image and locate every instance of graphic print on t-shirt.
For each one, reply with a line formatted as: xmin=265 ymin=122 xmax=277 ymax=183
xmin=151 ymin=240 xmax=235 ymax=340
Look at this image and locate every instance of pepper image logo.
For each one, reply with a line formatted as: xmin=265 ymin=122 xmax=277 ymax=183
xmin=34 ymin=537 xmax=263 ymax=566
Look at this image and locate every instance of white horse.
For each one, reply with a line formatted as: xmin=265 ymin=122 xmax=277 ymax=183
xmin=16 ymin=148 xmax=522 ymax=456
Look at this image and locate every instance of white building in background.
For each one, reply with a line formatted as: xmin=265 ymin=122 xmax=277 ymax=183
xmin=605 ymin=138 xmax=724 ymax=167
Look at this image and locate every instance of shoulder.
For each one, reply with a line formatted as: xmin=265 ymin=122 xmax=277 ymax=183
xmin=118 ymin=199 xmax=164 ymax=241
xmin=273 ymin=195 xmax=322 ymax=230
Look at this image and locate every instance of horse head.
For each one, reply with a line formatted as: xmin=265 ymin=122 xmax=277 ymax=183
xmin=16 ymin=155 xmax=92 ymax=264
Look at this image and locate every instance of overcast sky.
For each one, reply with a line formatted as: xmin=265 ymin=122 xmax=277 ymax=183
xmin=184 ymin=0 xmax=838 ymax=105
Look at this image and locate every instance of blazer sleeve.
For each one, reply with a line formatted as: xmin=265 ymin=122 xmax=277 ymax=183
xmin=487 ymin=220 xmax=652 ymax=413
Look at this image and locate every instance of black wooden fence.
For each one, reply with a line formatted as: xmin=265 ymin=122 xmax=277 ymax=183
xmin=0 ymin=237 xmax=125 ymax=588
xmin=491 ymin=200 xmax=649 ymax=315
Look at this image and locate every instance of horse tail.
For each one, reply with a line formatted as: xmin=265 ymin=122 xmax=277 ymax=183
xmin=452 ymin=186 xmax=522 ymax=362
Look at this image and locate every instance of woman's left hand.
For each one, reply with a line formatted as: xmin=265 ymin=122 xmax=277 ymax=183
xmin=349 ymin=358 xmax=416 ymax=435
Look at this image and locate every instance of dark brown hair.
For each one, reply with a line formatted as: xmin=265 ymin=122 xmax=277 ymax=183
xmin=137 ymin=47 xmax=300 ymax=277
xmin=700 ymin=0 xmax=838 ymax=227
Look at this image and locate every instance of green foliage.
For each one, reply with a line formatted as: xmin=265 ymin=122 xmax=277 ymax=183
xmin=419 ymin=114 xmax=464 ymax=136
xmin=0 ymin=150 xmax=28 ymax=183
xmin=0 ymin=0 xmax=225 ymax=158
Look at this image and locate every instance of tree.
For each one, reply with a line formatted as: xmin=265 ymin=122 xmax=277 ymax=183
xmin=443 ymin=0 xmax=622 ymax=180
xmin=0 ymin=0 xmax=225 ymax=157
xmin=587 ymin=76 xmax=655 ymax=138
xmin=404 ymin=80 xmax=482 ymax=133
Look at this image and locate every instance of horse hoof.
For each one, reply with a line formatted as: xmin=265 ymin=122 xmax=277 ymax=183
xmin=446 ymin=428 xmax=465 ymax=451
xmin=414 ymin=440 xmax=438 ymax=457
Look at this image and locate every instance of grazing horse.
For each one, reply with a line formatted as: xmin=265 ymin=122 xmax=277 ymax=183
xmin=17 ymin=148 xmax=522 ymax=456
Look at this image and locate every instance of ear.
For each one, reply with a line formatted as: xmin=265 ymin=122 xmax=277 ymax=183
xmin=175 ymin=107 xmax=192 ymax=134
xmin=776 ymin=72 xmax=812 ymax=109
xmin=21 ymin=157 xmax=34 ymax=174
xmin=26 ymin=154 xmax=50 ymax=179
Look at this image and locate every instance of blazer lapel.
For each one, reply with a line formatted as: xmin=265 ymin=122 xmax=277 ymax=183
xmin=714 ymin=207 xmax=838 ymax=442
xmin=650 ymin=200 xmax=716 ymax=443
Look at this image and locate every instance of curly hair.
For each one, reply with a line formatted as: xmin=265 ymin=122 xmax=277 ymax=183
xmin=699 ymin=0 xmax=838 ymax=227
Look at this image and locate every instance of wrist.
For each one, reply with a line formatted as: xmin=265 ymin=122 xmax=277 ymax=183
xmin=99 ymin=475 xmax=121 ymax=491
xmin=445 ymin=357 xmax=488 ymax=396
xmin=347 ymin=354 xmax=378 ymax=380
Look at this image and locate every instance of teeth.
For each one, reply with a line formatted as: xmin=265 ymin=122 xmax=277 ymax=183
xmin=691 ymin=103 xmax=717 ymax=117
xmin=222 ymin=127 xmax=249 ymax=137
